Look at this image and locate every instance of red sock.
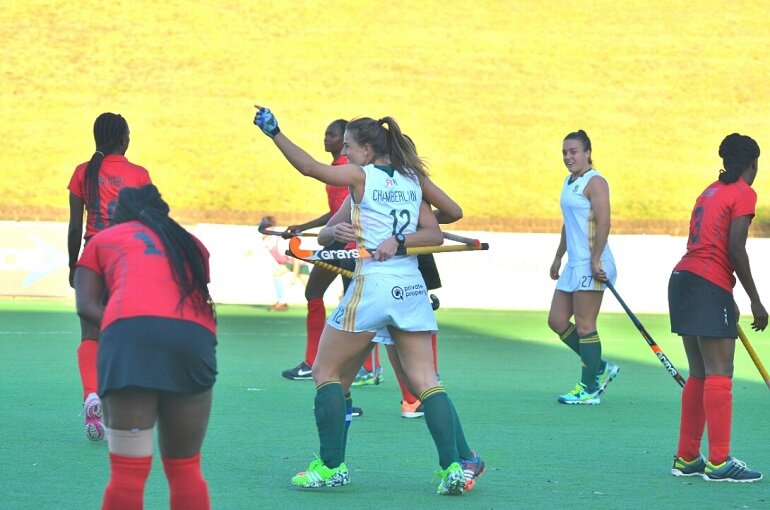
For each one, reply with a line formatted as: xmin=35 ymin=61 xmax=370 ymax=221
xmin=77 ymin=339 xmax=99 ymax=400
xmin=676 ymin=376 xmax=705 ymax=460
xmin=362 ymin=344 xmax=380 ymax=372
xmin=305 ymin=299 xmax=325 ymax=365
xmin=704 ymin=375 xmax=732 ymax=465
xmin=102 ymin=453 xmax=152 ymax=510
xmin=431 ymin=333 xmax=438 ymax=373
xmin=162 ymin=454 xmax=210 ymax=510
xmin=398 ymin=373 xmax=418 ymax=404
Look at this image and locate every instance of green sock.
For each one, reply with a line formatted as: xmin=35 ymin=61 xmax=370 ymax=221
xmin=579 ymin=331 xmax=602 ymax=392
xmin=314 ymin=381 xmax=345 ymax=468
xmin=342 ymin=392 xmax=353 ymax=461
xmin=420 ymin=386 xmax=459 ymax=469
xmin=559 ymin=323 xmax=580 ymax=355
xmin=448 ymin=399 xmax=474 ymax=460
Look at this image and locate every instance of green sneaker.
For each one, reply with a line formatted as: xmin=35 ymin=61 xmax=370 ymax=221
xmin=703 ymin=457 xmax=762 ymax=483
xmin=436 ymin=462 xmax=465 ymax=495
xmin=557 ymin=382 xmax=600 ymax=405
xmin=671 ymin=454 xmax=706 ymax=477
xmin=351 ymin=367 xmax=384 ymax=387
xmin=596 ymin=361 xmax=620 ymax=394
xmin=291 ymin=459 xmax=350 ymax=488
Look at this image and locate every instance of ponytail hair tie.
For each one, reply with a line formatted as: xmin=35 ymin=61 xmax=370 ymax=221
xmin=95 ymin=151 xmax=105 ymax=156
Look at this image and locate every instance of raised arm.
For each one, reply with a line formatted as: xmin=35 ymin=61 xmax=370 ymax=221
xmin=253 ymin=106 xmax=365 ymax=192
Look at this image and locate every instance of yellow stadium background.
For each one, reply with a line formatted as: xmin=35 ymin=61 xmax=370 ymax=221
xmin=2 ymin=0 xmax=770 ymax=234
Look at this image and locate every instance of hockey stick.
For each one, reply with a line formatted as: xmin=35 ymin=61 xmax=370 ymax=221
xmin=737 ymin=324 xmax=770 ymax=391
xmin=605 ymin=280 xmax=686 ymax=388
xmin=287 ymin=236 xmax=488 ymax=262
xmin=442 ymin=232 xmax=481 ymax=247
xmin=298 ymin=256 xmax=354 ymax=279
xmin=284 ymin=253 xmax=440 ymax=313
xmin=258 ymin=218 xmax=318 ymax=237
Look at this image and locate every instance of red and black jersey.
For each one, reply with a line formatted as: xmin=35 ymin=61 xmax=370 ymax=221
xmin=67 ymin=155 xmax=152 ymax=239
xmin=326 ymin=154 xmax=350 ymax=216
xmin=674 ymin=179 xmax=756 ymax=292
xmin=76 ymin=221 xmax=216 ymax=333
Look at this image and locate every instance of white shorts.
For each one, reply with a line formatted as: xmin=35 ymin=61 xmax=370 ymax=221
xmin=327 ymin=272 xmax=438 ymax=334
xmin=372 ymin=328 xmax=393 ymax=345
xmin=555 ymin=258 xmax=617 ymax=293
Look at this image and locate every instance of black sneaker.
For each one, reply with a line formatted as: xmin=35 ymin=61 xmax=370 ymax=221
xmin=351 ymin=407 xmax=363 ymax=417
xmin=703 ymin=457 xmax=763 ymax=482
xmin=671 ymin=454 xmax=706 ymax=477
xmin=282 ymin=361 xmax=313 ymax=380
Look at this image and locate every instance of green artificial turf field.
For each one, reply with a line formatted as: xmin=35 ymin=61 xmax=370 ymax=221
xmin=1 ymin=300 xmax=768 ymax=509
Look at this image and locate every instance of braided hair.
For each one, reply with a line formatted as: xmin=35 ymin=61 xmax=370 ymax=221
xmin=84 ymin=113 xmax=129 ymax=215
xmin=113 ymin=184 xmax=214 ymax=317
xmin=345 ymin=117 xmax=429 ymax=180
xmin=564 ymin=129 xmax=593 ymax=165
xmin=718 ymin=133 xmax=760 ymax=184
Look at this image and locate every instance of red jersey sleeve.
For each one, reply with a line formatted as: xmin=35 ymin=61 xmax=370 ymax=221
xmin=731 ymin=184 xmax=756 ymax=220
xmin=67 ymin=163 xmax=87 ymax=199
xmin=75 ymin=237 xmax=103 ymax=275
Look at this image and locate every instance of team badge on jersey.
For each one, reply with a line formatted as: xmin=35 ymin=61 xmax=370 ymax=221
xmin=385 ymin=177 xmax=397 ymax=187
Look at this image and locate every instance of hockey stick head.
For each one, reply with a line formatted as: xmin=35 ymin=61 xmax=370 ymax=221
xmin=258 ymin=216 xmax=286 ymax=236
xmin=288 ymin=237 xmax=371 ymax=261
xmin=258 ymin=216 xmax=275 ymax=233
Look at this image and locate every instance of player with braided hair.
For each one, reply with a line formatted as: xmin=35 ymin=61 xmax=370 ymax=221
xmin=66 ymin=112 xmax=152 ymax=441
xmin=75 ymin=184 xmax=216 ymax=509
xmin=669 ymin=133 xmax=767 ymax=482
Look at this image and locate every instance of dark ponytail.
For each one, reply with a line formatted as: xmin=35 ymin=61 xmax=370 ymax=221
xmin=564 ymin=129 xmax=593 ymax=165
xmin=114 ymin=184 xmax=214 ymax=316
xmin=84 ymin=113 xmax=129 ymax=216
xmin=718 ymin=133 xmax=760 ymax=184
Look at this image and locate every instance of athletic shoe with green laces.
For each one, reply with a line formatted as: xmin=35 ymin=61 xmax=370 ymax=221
xmin=671 ymin=454 xmax=706 ymax=477
xmin=557 ymin=382 xmax=600 ymax=405
xmin=436 ymin=462 xmax=465 ymax=495
xmin=291 ymin=459 xmax=350 ymax=488
xmin=596 ymin=361 xmax=620 ymax=394
xmin=703 ymin=457 xmax=763 ymax=482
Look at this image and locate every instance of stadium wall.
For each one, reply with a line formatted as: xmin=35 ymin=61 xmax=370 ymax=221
xmin=2 ymin=221 xmax=769 ymax=315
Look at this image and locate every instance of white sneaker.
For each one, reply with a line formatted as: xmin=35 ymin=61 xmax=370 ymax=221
xmin=83 ymin=392 xmax=104 ymax=441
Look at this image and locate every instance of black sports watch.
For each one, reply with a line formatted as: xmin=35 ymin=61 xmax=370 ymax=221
xmin=395 ymin=233 xmax=406 ymax=248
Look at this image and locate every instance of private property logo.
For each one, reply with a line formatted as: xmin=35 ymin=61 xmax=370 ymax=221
xmin=391 ymin=284 xmax=426 ymax=300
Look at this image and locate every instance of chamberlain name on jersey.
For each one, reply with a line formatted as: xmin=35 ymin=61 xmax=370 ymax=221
xmin=560 ymin=168 xmax=613 ymax=265
xmin=371 ymin=188 xmax=419 ymax=203
xmin=352 ymin=165 xmax=422 ymax=276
